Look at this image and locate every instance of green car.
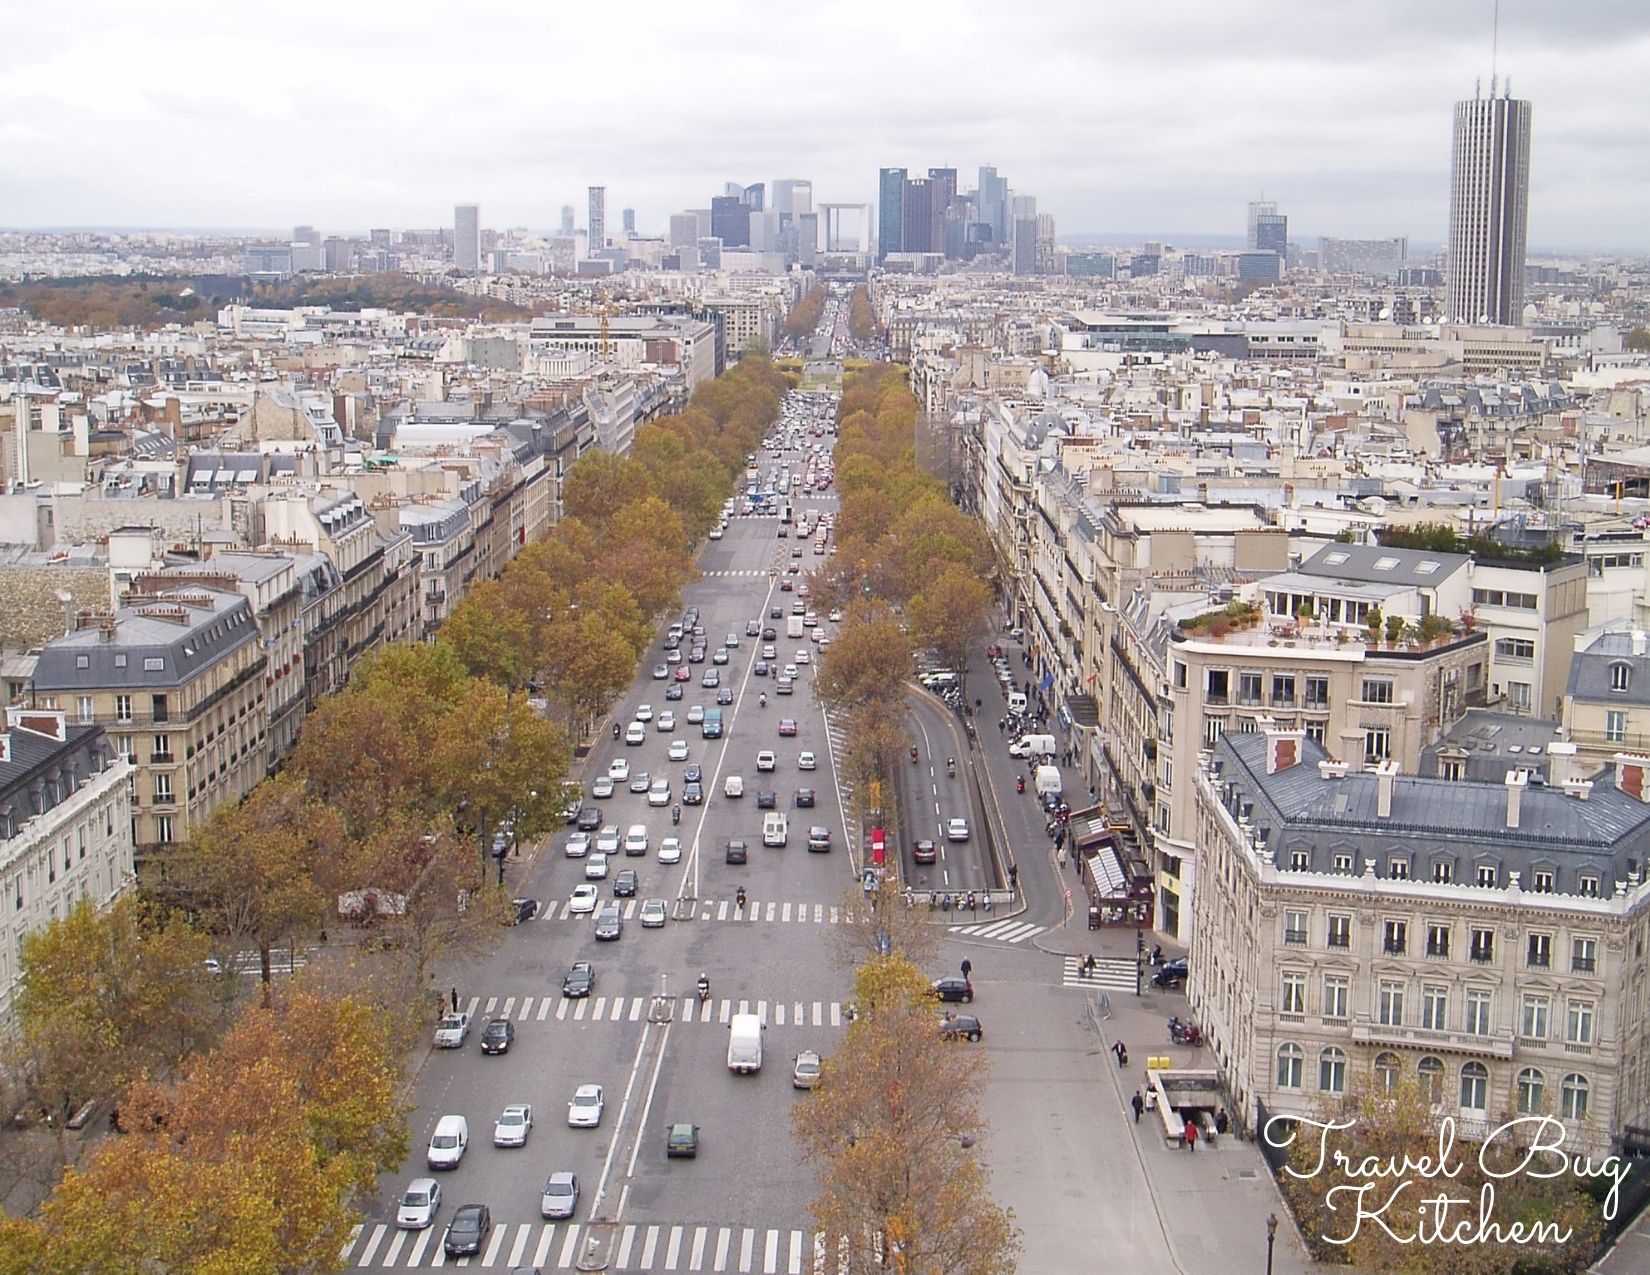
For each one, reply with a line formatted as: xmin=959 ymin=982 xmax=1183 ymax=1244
xmin=666 ymin=1123 xmax=700 ymax=1159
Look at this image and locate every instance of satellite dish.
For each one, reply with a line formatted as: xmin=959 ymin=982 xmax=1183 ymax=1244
xmin=1378 ymin=307 xmax=1391 ymax=320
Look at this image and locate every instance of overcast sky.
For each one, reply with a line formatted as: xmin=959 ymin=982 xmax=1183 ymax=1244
xmin=3 ymin=0 xmax=1646 ymax=252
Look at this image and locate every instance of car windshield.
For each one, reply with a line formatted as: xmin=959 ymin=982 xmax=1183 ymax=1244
xmin=404 ymin=1190 xmax=429 ymax=1205
xmin=432 ymin=1135 xmax=457 ymax=1148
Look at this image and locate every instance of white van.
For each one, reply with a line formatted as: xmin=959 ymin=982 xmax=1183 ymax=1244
xmin=1007 ymin=690 xmax=1028 ymax=714
xmin=762 ymin=811 xmax=788 ymax=847
xmin=727 ymin=1012 xmax=764 ymax=1074
xmin=426 ymin=1115 xmax=468 ymax=1169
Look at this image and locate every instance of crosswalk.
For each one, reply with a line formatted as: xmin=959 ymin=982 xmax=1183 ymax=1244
xmin=700 ymin=569 xmax=779 ymax=578
xmin=948 ymin=917 xmax=1046 ymax=945
xmin=526 ymin=897 xmax=853 ymax=926
xmin=453 ymin=992 xmax=849 ymax=1029
xmin=343 ymin=1220 xmax=842 ymax=1272
xmin=1061 ymin=954 xmax=1140 ymax=991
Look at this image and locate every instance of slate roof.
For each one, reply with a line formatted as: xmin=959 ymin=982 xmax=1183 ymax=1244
xmin=1297 ymin=541 xmax=1470 ymax=588
xmin=1566 ymin=629 xmax=1650 ymax=707
xmin=32 ymin=588 xmax=259 ymax=693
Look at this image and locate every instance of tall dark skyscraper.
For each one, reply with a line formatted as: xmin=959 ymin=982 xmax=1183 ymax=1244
xmin=710 ymin=195 xmax=749 ymax=247
xmin=877 ymin=167 xmax=906 ymax=261
xmin=901 ymin=177 xmax=933 ymax=254
xmin=1254 ymin=212 xmax=1288 ymax=257
xmin=977 ymin=165 xmax=1008 ymax=245
xmin=1447 ymin=83 xmax=1532 ymax=325
xmin=927 ymin=167 xmax=957 ymax=257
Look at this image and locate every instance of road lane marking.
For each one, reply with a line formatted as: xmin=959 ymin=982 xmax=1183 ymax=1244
xmin=616 ymin=1225 xmax=636 ymax=1267
xmin=740 ymin=1228 xmax=756 ymax=1272
xmin=692 ymin=1226 xmax=709 ymax=1271
xmin=537 ymin=998 xmax=552 ymax=1021
xmin=407 ymin=1227 xmax=434 ymax=1264
xmin=764 ymin=1229 xmax=780 ymax=1273
xmin=381 ymin=1229 xmax=408 ymax=1265
xmin=558 ymin=1224 xmax=582 ymax=1268
xmin=666 ymin=1224 xmax=684 ymax=1269
xmin=338 ymin=1223 xmax=363 ymax=1263
xmin=354 ymin=1224 xmax=384 ymax=1266
xmin=715 ymin=1226 xmax=733 ymax=1271
xmin=642 ymin=1225 xmax=660 ymax=1267
xmin=630 ymin=996 xmax=645 ymax=1021
xmin=789 ymin=1230 xmax=804 ymax=1275
xmin=481 ymin=1224 xmax=507 ymax=1266
xmin=507 ymin=1225 xmax=530 ymax=1267
xmin=533 ymin=1225 xmax=555 ymax=1268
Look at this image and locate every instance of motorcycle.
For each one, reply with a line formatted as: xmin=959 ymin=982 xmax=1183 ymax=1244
xmin=911 ymin=747 xmax=919 ymax=765
xmin=759 ymin=693 xmax=767 ymax=708
xmin=736 ymin=886 xmax=747 ymax=909
xmin=671 ymin=804 xmax=681 ymax=826
xmin=696 ymin=976 xmax=711 ymax=1003
xmin=1168 ymin=1017 xmax=1203 ymax=1046
xmin=1016 ymin=776 xmax=1025 ymax=794
xmin=947 ymin=758 xmax=956 ymax=777
xmin=612 ymin=722 xmax=621 ymax=740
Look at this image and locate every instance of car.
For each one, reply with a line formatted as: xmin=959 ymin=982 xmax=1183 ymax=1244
xmin=510 ymin=897 xmax=540 ymax=924
xmin=493 ymin=1104 xmax=533 ymax=1147
xmin=658 ymin=837 xmax=682 ymax=864
xmin=634 ymin=703 xmax=654 ymax=722
xmin=726 ymin=633 xmax=740 ymax=648
xmin=665 ymin=1122 xmax=700 ymax=1158
xmin=568 ymin=884 xmax=600 ymax=915
xmin=725 ymin=838 xmax=748 ymax=865
xmin=652 ymin=663 xmax=669 ymax=680
xmin=444 ymin=1203 xmax=491 ymax=1257
xmin=397 ymin=1177 xmax=442 ymax=1229
xmin=795 ymin=787 xmax=815 ymax=807
xmin=480 ymin=1019 xmax=515 ymax=1055
xmin=614 ymin=868 xmax=638 ymax=897
xmin=783 ymin=664 xmax=799 ymax=680
xmin=807 ymin=826 xmax=831 ymax=852
xmin=778 ymin=719 xmax=798 ymax=737
xmin=798 ymin=750 xmax=817 ymax=770
xmin=626 ymin=722 xmax=646 ymax=745
xmin=795 ymin=649 xmax=810 ymax=664
xmin=708 ymin=527 xmax=723 ymax=540
xmin=591 ymin=775 xmax=615 ymax=799
xmin=790 ymin=547 xmax=803 ymax=558
xmin=540 ymin=1171 xmax=580 ymax=1221
xmin=434 ymin=1012 xmax=470 ymax=1049
xmin=657 ymin=710 xmax=676 ymax=732
xmin=665 ymin=681 xmax=685 ymax=700
xmin=746 ymin=619 xmax=762 ymax=636
xmin=756 ymin=789 xmax=777 ymax=809
xmin=640 ymin=898 xmax=668 ymax=927
xmin=769 ymin=606 xmax=783 ymax=619
xmin=667 ymin=739 xmax=690 ymax=762
xmin=585 ymin=853 xmax=610 ymax=881
xmin=753 ymin=661 xmax=770 ymax=678
xmin=717 ymin=687 xmax=734 ymax=705
xmin=688 ymin=645 xmax=706 ymax=663
xmin=648 ymin=778 xmax=672 ymax=806
xmin=684 ymin=763 xmax=703 ymax=784
xmin=562 ymin=961 xmax=594 ymax=998
xmin=713 ymin=648 xmax=729 ymax=665
xmin=607 ymin=758 xmax=631 ymax=782
xmin=913 ymin=838 xmax=938 ymax=865
xmin=564 ymin=831 xmax=592 ymax=858
xmin=1152 ymin=958 xmax=1189 ymax=990
xmin=577 ymin=805 xmax=602 ymax=831
xmin=828 ymin=610 xmax=842 ymax=623
xmin=593 ymin=905 xmax=623 ymax=941
xmin=686 ymin=705 xmax=705 ymax=724
xmin=673 ymin=666 xmax=692 ymax=683
xmin=700 ymin=670 xmax=720 ymax=688
xmin=792 ymin=1050 xmax=822 ymax=1090
xmin=763 ymin=627 xmax=777 ymax=641
xmin=939 ymin=1013 xmax=984 ymax=1042
xmin=683 ymin=780 xmax=704 ymax=804
xmin=757 ymin=750 xmax=777 ymax=772
xmin=595 ymin=820 xmax=623 ymax=851
xmin=568 ymin=1084 xmax=605 ymax=1128
xmin=791 ymin=601 xmax=805 ymax=615
xmin=776 ymin=676 xmax=794 ymax=695
xmin=933 ymin=976 xmax=974 ymax=1004
xmin=724 ymin=773 xmax=745 ymax=798
xmin=624 ymin=825 xmax=649 ymax=855
xmin=946 ymin=818 xmax=970 ymax=842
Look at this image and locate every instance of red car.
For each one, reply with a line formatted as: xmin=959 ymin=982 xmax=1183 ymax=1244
xmin=778 ymin=719 xmax=799 ymax=737
xmin=673 ymin=666 xmax=691 ymax=681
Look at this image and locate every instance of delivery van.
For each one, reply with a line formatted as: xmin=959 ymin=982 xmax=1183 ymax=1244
xmin=1034 ymin=764 xmax=1063 ymax=798
xmin=762 ymin=811 xmax=788 ymax=847
xmin=1007 ymin=690 xmax=1028 ymax=714
xmin=1010 ymin=733 xmax=1057 ymax=759
xmin=727 ymin=1012 xmax=764 ymax=1074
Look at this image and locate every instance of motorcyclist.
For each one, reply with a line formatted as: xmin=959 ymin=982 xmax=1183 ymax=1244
xmin=911 ymin=746 xmax=919 ymax=764
xmin=947 ymin=757 xmax=956 ymax=777
xmin=759 ymin=692 xmax=767 ymax=707
xmin=612 ymin=722 xmax=621 ymax=739
xmin=736 ymin=885 xmax=747 ymax=909
xmin=696 ymin=974 xmax=710 ymax=1001
xmin=671 ymin=804 xmax=681 ymax=826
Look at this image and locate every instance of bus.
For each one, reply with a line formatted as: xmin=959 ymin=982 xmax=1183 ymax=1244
xmin=702 ymin=707 xmax=724 ymax=739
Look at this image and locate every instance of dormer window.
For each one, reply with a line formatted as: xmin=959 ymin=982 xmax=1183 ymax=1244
xmin=1611 ymin=663 xmax=1631 ymax=693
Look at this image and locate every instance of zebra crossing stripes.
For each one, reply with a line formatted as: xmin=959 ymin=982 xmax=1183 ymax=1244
xmin=456 ymin=993 xmax=847 ymax=1029
xmin=527 ymin=897 xmax=847 ymax=925
xmin=949 ymin=918 xmax=1046 ymax=944
xmin=1061 ymin=954 xmax=1140 ymax=991
xmin=700 ymin=569 xmax=778 ymax=577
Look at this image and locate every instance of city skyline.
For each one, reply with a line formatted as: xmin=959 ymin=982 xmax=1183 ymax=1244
xmin=2 ymin=1 xmax=1648 ymax=252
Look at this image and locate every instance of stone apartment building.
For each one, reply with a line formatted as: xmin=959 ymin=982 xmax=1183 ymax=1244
xmin=1563 ymin=625 xmax=1650 ymax=770
xmin=1191 ymin=727 xmax=1650 ymax=1157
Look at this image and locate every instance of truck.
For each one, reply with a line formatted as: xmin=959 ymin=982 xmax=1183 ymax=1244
xmin=762 ymin=811 xmax=789 ymax=847
xmin=727 ymin=1012 xmax=764 ymax=1073
xmin=787 ymin=615 xmax=805 ymax=640
xmin=1010 ymin=733 xmax=1057 ymax=759
xmin=1034 ymin=764 xmax=1063 ymax=799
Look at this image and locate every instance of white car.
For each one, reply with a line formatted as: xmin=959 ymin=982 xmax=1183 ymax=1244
xmin=568 ymin=1084 xmax=605 ymax=1128
xmin=798 ymin=751 xmax=817 ymax=770
xmin=648 ymin=779 xmax=671 ymax=807
xmin=397 ymin=1177 xmax=442 ymax=1229
xmin=783 ymin=664 xmax=799 ymax=680
xmin=433 ymin=1011 xmax=470 ymax=1049
xmin=795 ymin=649 xmax=810 ymax=664
xmin=667 ymin=740 xmax=690 ymax=762
xmin=493 ymin=1104 xmax=534 ymax=1148
xmin=658 ymin=836 xmax=682 ymax=864
xmin=709 ymin=527 xmax=724 ymax=540
xmin=624 ymin=825 xmax=649 ymax=855
xmin=626 ymin=722 xmax=646 ymax=745
xmin=568 ymin=884 xmax=600 ymax=915
xmin=564 ymin=831 xmax=592 ymax=858
xmin=828 ymin=610 xmax=842 ymax=622
xmin=595 ymin=824 xmax=621 ymax=854
xmin=639 ymin=899 xmax=668 ymax=928
xmin=591 ymin=775 xmax=615 ymax=798
xmin=607 ymin=758 xmax=631 ymax=782
xmin=757 ymin=751 xmax=777 ymax=772
xmin=585 ymin=853 xmax=610 ymax=880
xmin=724 ymin=774 xmax=745 ymax=798
xmin=657 ymin=710 xmax=676 ymax=732
xmin=946 ymin=818 xmax=971 ymax=842
xmin=635 ymin=704 xmax=654 ymax=722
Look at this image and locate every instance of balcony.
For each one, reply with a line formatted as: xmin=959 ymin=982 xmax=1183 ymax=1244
xmin=1351 ymin=1020 xmax=1515 ymax=1060
xmin=1572 ymin=957 xmax=1597 ymax=974
xmin=1283 ymin=930 xmax=1307 ymax=946
xmin=1327 ymin=934 xmax=1351 ymax=950
xmin=1527 ymin=951 xmax=1551 ymax=969
xmin=1383 ymin=940 xmax=1408 ymax=956
xmin=1469 ymin=948 xmax=1495 ymax=965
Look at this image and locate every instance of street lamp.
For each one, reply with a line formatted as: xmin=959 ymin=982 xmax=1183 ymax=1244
xmin=1265 ymin=1214 xmax=1278 ymax=1275
xmin=1135 ymin=923 xmax=1144 ymax=997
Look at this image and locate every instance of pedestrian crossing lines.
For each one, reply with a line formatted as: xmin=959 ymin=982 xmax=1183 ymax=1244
xmin=949 ymin=917 xmax=1046 ymax=945
xmin=455 ymin=993 xmax=848 ymax=1029
xmin=527 ymin=897 xmax=848 ymax=926
xmin=1061 ymin=954 xmax=1140 ymax=991
xmin=342 ymin=1220 xmax=836 ymax=1271
xmin=700 ymin=569 xmax=777 ymax=577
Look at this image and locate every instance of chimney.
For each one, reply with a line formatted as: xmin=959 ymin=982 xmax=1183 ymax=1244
xmin=1614 ymin=753 xmax=1650 ymax=803
xmin=1318 ymin=759 xmax=1349 ymax=780
xmin=1265 ymin=725 xmax=1307 ymax=774
xmin=1546 ymin=741 xmax=1577 ymax=791
xmin=1505 ymin=768 xmax=1529 ymax=829
xmin=1375 ymin=759 xmax=1400 ymax=818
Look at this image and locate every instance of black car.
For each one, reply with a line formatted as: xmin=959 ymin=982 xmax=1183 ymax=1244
xmin=716 ymin=687 xmax=734 ymax=705
xmin=614 ymin=869 xmax=638 ymax=897
xmin=701 ymin=670 xmax=720 ymax=688
xmin=480 ymin=1019 xmax=514 ymax=1055
xmin=939 ymin=1013 xmax=984 ymax=1042
xmin=1152 ymin=958 xmax=1189 ymax=990
xmin=683 ymin=764 xmax=703 ymax=784
xmin=510 ymin=898 xmax=540 ymax=924
xmin=932 ymin=976 xmax=974 ymax=1004
xmin=444 ymin=1204 xmax=491 ymax=1257
xmin=763 ymin=626 xmax=777 ymax=641
xmin=665 ymin=683 xmax=684 ymax=701
xmin=682 ymin=782 xmax=703 ymax=806
xmin=726 ymin=839 xmax=748 ymax=865
xmin=913 ymin=839 xmax=937 ymax=864
xmin=576 ymin=806 xmax=602 ymax=832
xmin=562 ymin=961 xmax=594 ymax=998
xmin=756 ymin=789 xmax=777 ymax=810
xmin=753 ymin=661 xmax=770 ymax=678
xmin=769 ymin=606 xmax=783 ymax=619
xmin=795 ymin=788 xmax=815 ymax=808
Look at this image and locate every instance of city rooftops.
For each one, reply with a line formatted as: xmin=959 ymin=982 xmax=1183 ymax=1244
xmin=1297 ymin=541 xmax=1470 ymax=587
xmin=32 ymin=587 xmax=258 ymax=693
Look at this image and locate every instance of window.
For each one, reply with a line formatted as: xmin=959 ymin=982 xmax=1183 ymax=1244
xmin=1507 ymin=681 xmax=1532 ymax=711
xmin=1284 ymin=910 xmax=1307 ymax=944
xmin=1288 ymin=849 xmax=1309 ymax=871
xmin=1522 ymin=995 xmax=1550 ymax=1041
xmin=1443 ymin=758 xmax=1464 ymax=782
xmin=1612 ymin=663 xmax=1632 ymax=693
xmin=1532 ymin=870 xmax=1554 ymax=894
xmin=1206 ymin=669 xmax=1229 ymax=704
xmin=1607 ymin=711 xmax=1628 ymax=745
xmin=1433 ymin=861 xmax=1454 ymax=884
xmin=114 ymin=694 xmax=133 ymax=724
xmin=75 ymin=696 xmax=93 ymax=723
xmin=1418 ymin=1056 xmax=1445 ymax=1104
xmin=1374 ymin=1052 xmax=1401 ymax=1093
xmin=1304 ymin=675 xmax=1329 ymax=708
xmin=1494 ymin=637 xmax=1536 ymax=662
xmin=153 ymin=774 xmax=172 ymax=803
xmin=1470 ymin=928 xmax=1494 ymax=963
xmin=1460 ymin=1062 xmax=1489 ymax=1111
xmin=1204 ymin=716 xmax=1225 ymax=747
xmin=1466 ymin=989 xmax=1492 ymax=1036
xmin=1361 ymin=678 xmax=1395 ymax=704
xmin=1327 ymin=914 xmax=1351 ymax=948
xmin=1272 ymin=675 xmax=1296 ymax=705
xmin=1364 ymin=727 xmax=1391 ymax=762
xmin=1281 ymin=972 xmax=1306 ymax=1015
xmin=1276 ymin=1043 xmax=1304 ymax=1089
xmin=1383 ymin=920 xmax=1408 ymax=955
xmin=1324 ymin=976 xmax=1349 ymax=1020
xmin=1561 ymin=1074 xmax=1590 ymax=1121
xmin=154 ymin=815 xmax=173 ymax=844
xmin=115 ymin=735 xmax=133 ymax=760
xmin=1578 ymin=874 xmax=1600 ymax=899
xmin=1426 ymin=923 xmax=1451 ymax=958
xmin=1173 ymin=662 xmax=1187 ymax=689
xmin=1306 ymin=722 xmax=1327 ymax=745
xmin=1517 ymin=1068 xmax=1547 ymax=1115
xmin=1319 ymin=1047 xmax=1347 ymax=1094
xmin=1378 ymin=981 xmax=1405 ymax=1026
xmin=1566 ymin=1000 xmax=1595 ymax=1047
xmin=1473 ymin=588 xmax=1538 ymax=610
xmin=1476 ymin=864 xmax=1498 ymax=888
xmin=1422 ymin=985 xmax=1448 ymax=1031
xmin=1388 ymin=857 xmax=1410 ymax=880
xmin=1238 ymin=672 xmax=1263 ymax=705
xmin=1572 ymin=937 xmax=1598 ymax=974
xmin=1372 ymin=556 xmax=1400 ymax=572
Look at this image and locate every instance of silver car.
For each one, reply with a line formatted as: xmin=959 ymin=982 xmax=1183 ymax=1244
xmin=541 ymin=1171 xmax=579 ymax=1220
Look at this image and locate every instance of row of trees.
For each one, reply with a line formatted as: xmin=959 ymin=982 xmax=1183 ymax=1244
xmin=847 ymin=285 xmax=877 ymax=344
xmin=782 ymin=286 xmax=827 ymax=340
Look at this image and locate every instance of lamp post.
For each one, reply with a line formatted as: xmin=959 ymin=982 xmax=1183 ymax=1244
xmin=1265 ymin=1214 xmax=1277 ymax=1275
xmin=1135 ymin=922 xmax=1144 ymax=997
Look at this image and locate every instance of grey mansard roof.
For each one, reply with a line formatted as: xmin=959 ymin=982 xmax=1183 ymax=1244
xmin=1566 ymin=628 xmax=1650 ymax=707
xmin=1296 ymin=541 xmax=1470 ymax=588
xmin=32 ymin=588 xmax=259 ymax=693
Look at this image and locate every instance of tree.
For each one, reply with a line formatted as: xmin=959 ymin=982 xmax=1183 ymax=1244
xmin=561 ymin=450 xmax=656 ymax=532
xmin=816 ymin=604 xmax=914 ymax=715
xmin=907 ymin=565 xmax=994 ymax=691
xmin=792 ymin=953 xmax=1018 ymax=1274
xmin=828 ymin=878 xmax=937 ymax=974
xmin=439 ymin=576 xmax=538 ymax=688
xmin=1626 ymin=325 xmax=1650 ymax=353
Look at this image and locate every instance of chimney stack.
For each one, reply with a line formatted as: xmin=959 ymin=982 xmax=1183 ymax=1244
xmin=1505 ymin=768 xmax=1529 ymax=829
xmin=1265 ymin=724 xmax=1307 ymax=775
xmin=1546 ymin=741 xmax=1577 ymax=791
xmin=1375 ymin=759 xmax=1400 ymax=818
xmin=1614 ymin=753 xmax=1650 ymax=804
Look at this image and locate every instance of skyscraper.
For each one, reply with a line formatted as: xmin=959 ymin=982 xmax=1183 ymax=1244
xmin=977 ymin=166 xmax=1008 ymax=245
xmin=587 ymin=187 xmax=606 ymax=257
xmin=901 ymin=178 xmax=933 ymax=254
xmin=560 ymin=205 xmax=576 ymax=237
xmin=710 ymin=195 xmax=749 ymax=247
xmin=877 ymin=168 xmax=906 ymax=261
xmin=1254 ymin=212 xmax=1288 ymax=257
xmin=454 ymin=204 xmax=480 ymax=271
xmin=771 ymin=179 xmax=812 ymax=220
xmin=622 ymin=208 xmax=636 ymax=235
xmin=1447 ymin=83 xmax=1532 ymax=325
xmin=1246 ymin=200 xmax=1277 ymax=250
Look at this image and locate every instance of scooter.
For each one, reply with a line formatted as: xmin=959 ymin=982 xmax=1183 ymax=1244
xmin=736 ymin=886 xmax=747 ymax=910
xmin=696 ymin=976 xmax=711 ymax=1003
xmin=1168 ymin=1017 xmax=1203 ymax=1046
xmin=1016 ymin=776 xmax=1025 ymax=794
xmin=911 ymin=747 xmax=920 ymax=765
xmin=947 ymin=758 xmax=956 ymax=778
xmin=612 ymin=722 xmax=621 ymax=740
xmin=671 ymin=804 xmax=681 ymax=826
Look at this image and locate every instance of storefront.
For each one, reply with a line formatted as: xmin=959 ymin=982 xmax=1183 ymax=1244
xmin=1068 ymin=805 xmax=1154 ymax=929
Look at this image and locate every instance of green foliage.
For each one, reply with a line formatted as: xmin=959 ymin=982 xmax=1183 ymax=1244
xmin=781 ymin=286 xmax=827 ymax=339
xmin=1375 ymin=521 xmax=1567 ymax=565
xmin=1626 ymin=326 xmax=1650 ymax=353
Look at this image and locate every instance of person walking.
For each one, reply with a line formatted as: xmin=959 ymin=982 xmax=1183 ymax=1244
xmin=1185 ymin=1118 xmax=1198 ymax=1152
xmin=1131 ymin=1091 xmax=1144 ymax=1124
xmin=450 ymin=987 xmax=459 ymax=1013
xmin=960 ymin=958 xmax=973 ymax=981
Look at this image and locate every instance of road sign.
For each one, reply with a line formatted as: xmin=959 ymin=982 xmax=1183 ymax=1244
xmin=1064 ymin=888 xmax=1072 ymax=901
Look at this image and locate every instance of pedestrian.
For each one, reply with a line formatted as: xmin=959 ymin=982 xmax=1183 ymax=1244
xmin=1216 ymin=1109 xmax=1230 ymax=1136
xmin=1085 ymin=954 xmax=1097 ymax=975
xmin=1131 ymin=1091 xmax=1144 ymax=1123
xmin=450 ymin=987 xmax=459 ymax=1013
xmin=1119 ymin=1044 xmax=1129 ymax=1066
xmin=1057 ymin=848 xmax=1068 ymax=869
xmin=1185 ymin=1119 xmax=1198 ymax=1151
xmin=960 ymin=958 xmax=973 ymax=980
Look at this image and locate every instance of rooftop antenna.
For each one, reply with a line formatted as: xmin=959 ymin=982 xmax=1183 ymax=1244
xmin=1491 ymin=0 xmax=1500 ymax=96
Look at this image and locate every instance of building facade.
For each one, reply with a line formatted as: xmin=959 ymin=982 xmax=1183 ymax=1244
xmin=454 ymin=204 xmax=480 ymax=273
xmin=587 ymin=186 xmax=606 ymax=256
xmin=1447 ymin=88 xmax=1532 ymax=325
